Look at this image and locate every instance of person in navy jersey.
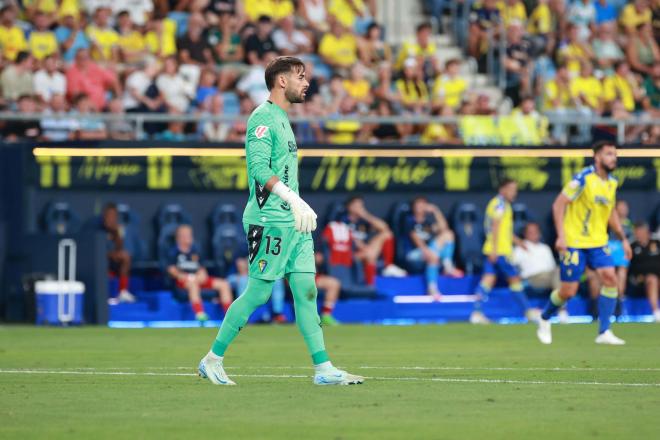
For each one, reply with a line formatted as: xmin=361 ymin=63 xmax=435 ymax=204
xmin=404 ymin=197 xmax=461 ymax=299
xmin=342 ymin=196 xmax=404 ymax=284
xmin=628 ymin=222 xmax=660 ymax=322
xmin=166 ymin=224 xmax=233 ymax=322
xmin=468 ymin=0 xmax=501 ymax=58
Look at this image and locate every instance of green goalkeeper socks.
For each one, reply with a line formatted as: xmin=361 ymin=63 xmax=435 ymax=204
xmin=210 ymin=273 xmax=330 ymax=365
xmin=286 ymin=272 xmax=329 ymax=365
xmin=211 ymin=277 xmax=274 ymax=356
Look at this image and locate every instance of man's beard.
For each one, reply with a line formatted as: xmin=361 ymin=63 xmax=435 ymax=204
xmin=285 ymin=88 xmax=305 ymax=103
xmin=602 ymin=162 xmax=616 ymax=173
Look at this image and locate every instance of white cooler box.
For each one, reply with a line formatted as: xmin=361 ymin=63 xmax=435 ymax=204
xmin=35 ymin=280 xmax=85 ymax=325
xmin=35 ymin=239 xmax=85 ymax=325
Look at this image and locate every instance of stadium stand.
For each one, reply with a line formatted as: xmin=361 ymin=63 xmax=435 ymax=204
xmin=1 ymin=1 xmax=659 ymax=326
xmin=0 ymin=0 xmax=656 ymax=144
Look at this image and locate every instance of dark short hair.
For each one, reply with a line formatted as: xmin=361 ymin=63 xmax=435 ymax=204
xmin=15 ymin=51 xmax=30 ymax=64
xmin=258 ymin=15 xmax=272 ymax=24
xmin=345 ymin=195 xmax=363 ymax=207
xmin=366 ymin=22 xmax=380 ymax=35
xmin=72 ymin=93 xmax=89 ymax=106
xmin=445 ymin=58 xmax=460 ymax=68
xmin=592 ymin=140 xmax=617 ymax=154
xmin=117 ymin=10 xmax=130 ymax=18
xmin=498 ymin=177 xmax=517 ymax=189
xmin=264 ymin=56 xmax=305 ymax=91
xmin=103 ymin=203 xmax=117 ymax=213
xmin=410 ymin=196 xmax=427 ymax=207
xmin=523 ymin=222 xmax=539 ymax=235
xmin=613 ymin=60 xmax=627 ymax=72
xmin=634 ymin=221 xmax=649 ymax=229
xmin=416 ymin=22 xmax=432 ymax=32
xmin=17 ymin=94 xmax=33 ymax=103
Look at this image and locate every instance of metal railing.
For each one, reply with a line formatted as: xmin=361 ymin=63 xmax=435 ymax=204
xmin=0 ymin=112 xmax=657 ymax=145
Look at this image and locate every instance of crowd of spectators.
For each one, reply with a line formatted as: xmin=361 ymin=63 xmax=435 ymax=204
xmin=480 ymin=0 xmax=660 ymax=143
xmin=0 ymin=1 xmax=658 ymax=144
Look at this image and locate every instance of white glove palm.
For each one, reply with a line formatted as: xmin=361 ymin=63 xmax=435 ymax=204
xmin=272 ymin=181 xmax=317 ymax=233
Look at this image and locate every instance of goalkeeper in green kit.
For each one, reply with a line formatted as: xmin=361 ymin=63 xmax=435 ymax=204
xmin=198 ymin=56 xmax=364 ymax=386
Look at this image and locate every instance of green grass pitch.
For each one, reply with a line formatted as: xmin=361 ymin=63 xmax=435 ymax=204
xmin=1 ymin=323 xmax=660 ymax=439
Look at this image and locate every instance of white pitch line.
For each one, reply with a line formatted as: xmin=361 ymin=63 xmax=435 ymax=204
xmin=144 ymin=365 xmax=660 ymax=373
xmin=12 ymin=365 xmax=660 ymax=373
xmin=357 ymin=366 xmax=660 ymax=372
xmin=1 ymin=369 xmax=659 ymax=388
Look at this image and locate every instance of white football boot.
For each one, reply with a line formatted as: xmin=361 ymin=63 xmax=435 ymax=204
xmin=536 ymin=319 xmax=552 ymax=344
xmin=313 ymin=367 xmax=364 ymax=385
xmin=198 ymin=355 xmax=236 ymax=385
xmin=595 ymin=330 xmax=626 ymax=345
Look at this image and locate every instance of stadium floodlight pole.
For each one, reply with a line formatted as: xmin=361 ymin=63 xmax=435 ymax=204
xmin=197 ymin=56 xmax=364 ymax=387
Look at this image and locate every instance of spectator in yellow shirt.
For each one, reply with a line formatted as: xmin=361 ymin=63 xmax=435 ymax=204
xmin=342 ymin=63 xmax=372 ymax=109
xmin=318 ymin=19 xmax=358 ymax=73
xmin=509 ymin=95 xmax=549 ymax=144
xmin=431 ymin=58 xmax=467 ymax=111
xmin=395 ymin=58 xmax=430 ymax=114
xmin=24 ymin=0 xmax=58 ymax=21
xmin=243 ymin=0 xmax=295 ymax=23
xmin=146 ymin=14 xmax=177 ymax=59
xmin=0 ymin=6 xmax=28 ymax=61
xmin=557 ymin=24 xmax=595 ymax=76
xmin=86 ymin=7 xmax=119 ymax=63
xmin=116 ymin=10 xmax=147 ymax=66
xmin=28 ymin=12 xmax=58 ymax=60
xmin=528 ymin=0 xmax=551 ymax=35
xmin=620 ymin=0 xmax=652 ymax=36
xmin=421 ymin=106 xmax=462 ymax=145
xmin=324 ymin=95 xmax=363 ymax=143
xmin=498 ymin=0 xmax=527 ymax=27
xmin=57 ymin=0 xmax=80 ymax=21
xmin=395 ymin=22 xmax=439 ymax=80
xmin=328 ymin=0 xmax=372 ymax=30
xmin=527 ymin=0 xmax=551 ymax=52
xmin=543 ymin=65 xmax=573 ymax=111
xmin=603 ymin=61 xmax=645 ymax=112
xmin=543 ymin=64 xmax=591 ymax=143
xmin=570 ymin=60 xmax=603 ymax=113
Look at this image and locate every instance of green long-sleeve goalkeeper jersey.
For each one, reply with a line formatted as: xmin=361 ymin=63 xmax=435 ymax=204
xmin=242 ymin=100 xmax=299 ymax=227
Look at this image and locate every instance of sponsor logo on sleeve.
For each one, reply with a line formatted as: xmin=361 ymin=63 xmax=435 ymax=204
xmin=255 ymin=126 xmax=269 ymax=139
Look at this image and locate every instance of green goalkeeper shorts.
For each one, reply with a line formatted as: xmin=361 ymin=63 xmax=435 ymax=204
xmin=244 ymin=223 xmax=316 ymax=281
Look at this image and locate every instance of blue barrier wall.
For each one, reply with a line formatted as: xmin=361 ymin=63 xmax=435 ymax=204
xmin=2 ymin=143 xmax=660 ymax=322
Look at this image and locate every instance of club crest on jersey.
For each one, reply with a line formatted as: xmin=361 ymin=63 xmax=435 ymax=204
xmin=258 ymin=260 xmax=268 ymax=273
xmin=594 ymin=196 xmax=610 ymax=205
xmin=255 ymin=125 xmax=269 ymax=139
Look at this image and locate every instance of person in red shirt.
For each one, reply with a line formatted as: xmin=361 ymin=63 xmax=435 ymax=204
xmin=66 ymin=47 xmax=120 ymax=111
xmin=322 ymin=221 xmax=354 ymax=267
